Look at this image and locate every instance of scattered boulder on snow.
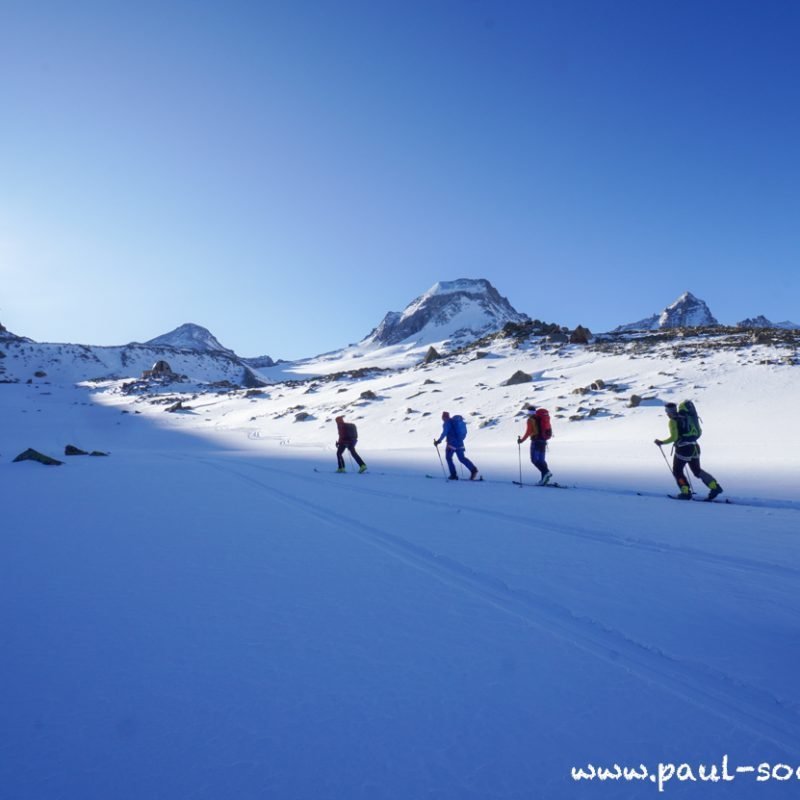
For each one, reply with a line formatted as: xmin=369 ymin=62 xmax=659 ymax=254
xmin=360 ymin=390 xmax=378 ymax=400
xmin=142 ymin=360 xmax=175 ymax=380
xmin=423 ymin=346 xmax=440 ymax=364
xmin=629 ymin=394 xmax=643 ymax=408
xmin=63 ymin=444 xmax=109 ymax=456
xmin=165 ymin=400 xmax=185 ymax=413
xmin=504 ymin=370 xmax=532 ymax=386
xmin=12 ymin=448 xmax=63 ymax=466
xmin=591 ymin=379 xmax=606 ymax=390
xmin=546 ymin=331 xmax=569 ymax=344
xmin=33 ymin=370 xmax=47 ymax=378
xmin=570 ymin=325 xmax=592 ymax=344
xmin=750 ymin=331 xmax=774 ymax=346
xmin=294 ymin=411 xmax=312 ymax=422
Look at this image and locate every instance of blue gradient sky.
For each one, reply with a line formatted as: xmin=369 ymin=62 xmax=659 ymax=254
xmin=2 ymin=0 xmax=798 ymax=358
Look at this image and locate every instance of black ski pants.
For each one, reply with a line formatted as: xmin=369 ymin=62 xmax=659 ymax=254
xmin=672 ymin=443 xmax=716 ymax=492
xmin=337 ymin=443 xmax=365 ymax=470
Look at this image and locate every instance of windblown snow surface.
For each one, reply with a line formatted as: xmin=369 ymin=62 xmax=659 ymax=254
xmin=2 ymin=334 xmax=800 ymax=799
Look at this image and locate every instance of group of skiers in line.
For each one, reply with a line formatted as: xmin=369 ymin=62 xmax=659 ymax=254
xmin=335 ymin=400 xmax=723 ymax=501
xmin=335 ymin=406 xmax=554 ymax=484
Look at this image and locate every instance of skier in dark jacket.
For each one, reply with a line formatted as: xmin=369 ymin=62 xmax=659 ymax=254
xmin=335 ymin=416 xmax=367 ymax=473
xmin=434 ymin=411 xmax=479 ymax=480
xmin=655 ymin=402 xmax=722 ymax=500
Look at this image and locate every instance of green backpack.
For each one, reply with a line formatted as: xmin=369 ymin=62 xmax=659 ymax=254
xmin=677 ymin=400 xmax=702 ymax=441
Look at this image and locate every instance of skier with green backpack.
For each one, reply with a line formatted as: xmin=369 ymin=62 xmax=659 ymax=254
xmin=655 ymin=401 xmax=723 ymax=501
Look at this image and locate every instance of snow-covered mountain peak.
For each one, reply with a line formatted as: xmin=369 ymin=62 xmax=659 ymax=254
xmin=365 ymin=278 xmax=529 ymax=348
xmin=615 ymin=291 xmax=718 ymax=332
xmin=659 ymin=291 xmax=717 ymax=328
xmin=145 ymin=323 xmax=236 ymax=356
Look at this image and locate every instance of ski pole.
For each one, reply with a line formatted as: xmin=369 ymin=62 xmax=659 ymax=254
xmin=517 ymin=441 xmax=522 ymax=486
xmin=656 ymin=442 xmax=672 ymax=477
xmin=434 ymin=442 xmax=447 ymax=478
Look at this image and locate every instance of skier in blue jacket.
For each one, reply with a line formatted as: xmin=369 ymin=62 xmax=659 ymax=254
xmin=434 ymin=411 xmax=479 ymax=480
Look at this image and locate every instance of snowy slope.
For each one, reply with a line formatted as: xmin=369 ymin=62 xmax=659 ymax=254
xmin=2 ymin=337 xmax=800 ymax=799
xmin=2 ymin=320 xmax=800 ymax=799
xmin=0 ymin=337 xmax=254 ymax=386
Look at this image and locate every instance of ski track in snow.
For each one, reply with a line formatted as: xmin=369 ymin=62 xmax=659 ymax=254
xmin=190 ymin=454 xmax=800 ymax=754
xmin=298 ymin=465 xmax=800 ymax=583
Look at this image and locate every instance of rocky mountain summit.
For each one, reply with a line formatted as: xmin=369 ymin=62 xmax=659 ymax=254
xmin=364 ymin=279 xmax=529 ymax=347
xmin=615 ymin=292 xmax=718 ymax=332
xmin=144 ymin=323 xmax=236 ymax=356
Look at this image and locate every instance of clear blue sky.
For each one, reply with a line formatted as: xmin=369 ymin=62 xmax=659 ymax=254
xmin=2 ymin=0 xmax=798 ymax=358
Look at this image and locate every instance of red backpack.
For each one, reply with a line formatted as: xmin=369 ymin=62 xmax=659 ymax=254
xmin=535 ymin=408 xmax=552 ymax=440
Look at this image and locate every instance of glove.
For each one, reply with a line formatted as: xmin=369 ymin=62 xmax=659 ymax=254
xmin=654 ymin=439 xmax=663 ymax=446
xmin=433 ymin=439 xmax=439 ymax=447
xmin=517 ymin=436 xmax=522 ymax=445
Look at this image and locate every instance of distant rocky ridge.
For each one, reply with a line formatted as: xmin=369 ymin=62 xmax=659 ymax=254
xmin=4 ymin=283 xmax=798 ymax=389
xmin=365 ymin=279 xmax=529 ymax=347
xmin=242 ymin=355 xmax=277 ymax=368
xmin=614 ymin=292 xmax=719 ymax=332
xmin=736 ymin=315 xmax=800 ymax=330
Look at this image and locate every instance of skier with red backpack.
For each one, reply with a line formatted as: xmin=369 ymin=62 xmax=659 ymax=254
xmin=434 ymin=411 xmax=479 ymax=480
xmin=518 ymin=405 xmax=553 ymax=485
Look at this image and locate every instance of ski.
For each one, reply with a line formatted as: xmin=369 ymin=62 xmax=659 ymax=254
xmin=313 ymin=467 xmax=372 ymax=475
xmin=667 ymin=494 xmax=732 ymax=504
xmin=512 ymin=480 xmax=567 ymax=489
xmin=426 ymin=474 xmax=484 ymax=482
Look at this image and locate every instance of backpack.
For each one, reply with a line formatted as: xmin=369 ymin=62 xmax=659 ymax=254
xmin=451 ymin=414 xmax=467 ymax=440
xmin=535 ymin=408 xmax=553 ymax=440
xmin=677 ymin=400 xmax=701 ymax=441
xmin=343 ymin=422 xmax=358 ymax=443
